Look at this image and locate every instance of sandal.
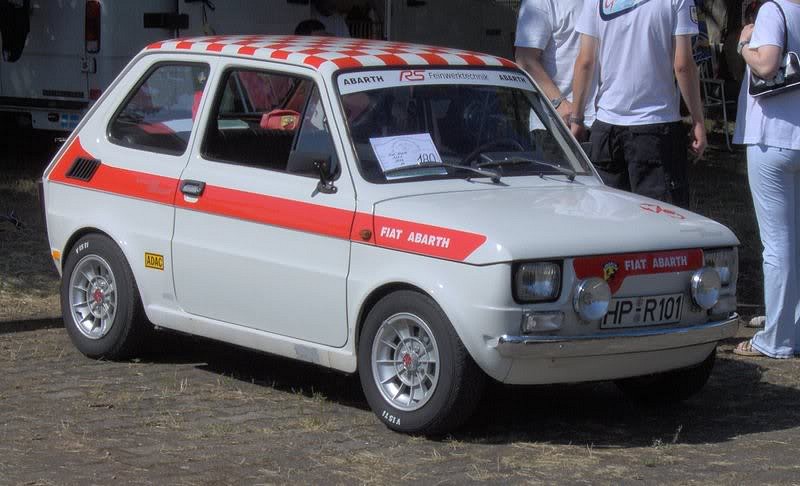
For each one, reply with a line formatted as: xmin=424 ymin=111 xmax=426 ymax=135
xmin=733 ymin=339 xmax=767 ymax=357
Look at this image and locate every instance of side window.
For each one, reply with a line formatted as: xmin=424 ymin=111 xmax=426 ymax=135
xmin=108 ymin=63 xmax=209 ymax=155
xmin=293 ymin=87 xmax=339 ymax=173
xmin=202 ymin=68 xmax=313 ymax=172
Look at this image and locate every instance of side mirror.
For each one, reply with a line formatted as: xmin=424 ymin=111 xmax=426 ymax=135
xmin=261 ymin=109 xmax=300 ymax=131
xmin=286 ymin=151 xmax=337 ymax=194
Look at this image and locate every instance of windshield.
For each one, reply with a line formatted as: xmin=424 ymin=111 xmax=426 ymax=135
xmin=337 ymin=68 xmax=591 ymax=184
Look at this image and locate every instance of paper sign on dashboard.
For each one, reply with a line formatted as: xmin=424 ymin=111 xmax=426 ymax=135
xmin=369 ymin=133 xmax=444 ymax=173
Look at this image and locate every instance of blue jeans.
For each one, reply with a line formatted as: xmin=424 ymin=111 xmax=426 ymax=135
xmin=747 ymin=144 xmax=800 ymax=358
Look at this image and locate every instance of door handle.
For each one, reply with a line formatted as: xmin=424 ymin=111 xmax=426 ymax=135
xmin=180 ymin=180 xmax=206 ymax=197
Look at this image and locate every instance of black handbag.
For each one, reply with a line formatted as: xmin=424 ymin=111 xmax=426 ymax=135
xmin=748 ymin=1 xmax=800 ymax=98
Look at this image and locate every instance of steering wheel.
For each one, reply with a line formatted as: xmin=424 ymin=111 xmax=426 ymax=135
xmin=462 ymin=138 xmax=525 ymax=166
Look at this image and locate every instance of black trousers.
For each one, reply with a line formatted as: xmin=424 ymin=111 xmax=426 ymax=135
xmin=588 ymin=120 xmax=690 ymax=208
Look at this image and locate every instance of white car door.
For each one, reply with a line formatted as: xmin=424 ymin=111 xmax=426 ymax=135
xmin=171 ymin=60 xmax=354 ymax=348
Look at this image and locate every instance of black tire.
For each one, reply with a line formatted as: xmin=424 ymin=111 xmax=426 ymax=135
xmin=60 ymin=234 xmax=148 ymax=360
xmin=615 ymin=348 xmax=716 ymax=404
xmin=358 ymin=290 xmax=485 ymax=434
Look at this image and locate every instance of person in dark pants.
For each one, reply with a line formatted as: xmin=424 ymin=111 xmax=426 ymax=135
xmin=569 ymin=0 xmax=707 ymax=208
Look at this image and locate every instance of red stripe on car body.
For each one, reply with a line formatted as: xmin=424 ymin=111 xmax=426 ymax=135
xmin=373 ymin=216 xmax=487 ymax=261
xmin=48 ymin=138 xmax=178 ymax=206
xmin=332 ymin=57 xmax=363 ymax=69
xmin=376 ymin=54 xmax=407 ymax=66
xmin=47 ymin=139 xmax=486 ymax=262
xmin=458 ymin=54 xmax=486 ymax=66
xmin=174 ymin=184 xmax=354 ymax=239
xmin=303 ymin=56 xmax=327 ymax=68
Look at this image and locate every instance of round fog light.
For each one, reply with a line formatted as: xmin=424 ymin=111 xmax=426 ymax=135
xmin=691 ymin=267 xmax=721 ymax=310
xmin=573 ymin=277 xmax=611 ymax=321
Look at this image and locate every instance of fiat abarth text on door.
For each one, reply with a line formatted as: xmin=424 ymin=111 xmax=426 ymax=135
xmin=41 ymin=35 xmax=740 ymax=434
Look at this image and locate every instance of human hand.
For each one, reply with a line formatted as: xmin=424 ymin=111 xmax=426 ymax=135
xmin=740 ymin=24 xmax=754 ymax=44
xmin=689 ymin=121 xmax=707 ymax=161
xmin=570 ymin=122 xmax=587 ymax=142
xmin=557 ymin=99 xmax=574 ymax=126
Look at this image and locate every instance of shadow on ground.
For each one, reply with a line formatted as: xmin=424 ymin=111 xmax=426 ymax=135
xmin=134 ymin=327 xmax=799 ymax=448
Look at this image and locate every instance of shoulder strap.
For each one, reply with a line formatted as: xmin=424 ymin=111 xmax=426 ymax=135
xmin=761 ymin=0 xmax=788 ymax=57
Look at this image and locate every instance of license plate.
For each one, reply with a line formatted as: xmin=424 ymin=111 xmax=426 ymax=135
xmin=601 ymin=293 xmax=684 ymax=329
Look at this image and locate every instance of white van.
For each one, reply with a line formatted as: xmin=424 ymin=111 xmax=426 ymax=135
xmin=0 ymin=0 xmax=315 ymax=131
xmin=0 ymin=1 xmax=516 ymax=132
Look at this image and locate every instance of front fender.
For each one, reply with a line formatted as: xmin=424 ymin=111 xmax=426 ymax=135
xmin=347 ymin=243 xmax=519 ymax=381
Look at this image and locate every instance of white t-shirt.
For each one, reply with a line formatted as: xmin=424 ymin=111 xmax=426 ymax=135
xmin=312 ymin=9 xmax=351 ymax=38
xmin=515 ymin=0 xmax=597 ymax=126
xmin=733 ymin=0 xmax=800 ymax=150
xmin=576 ymin=0 xmax=699 ymax=125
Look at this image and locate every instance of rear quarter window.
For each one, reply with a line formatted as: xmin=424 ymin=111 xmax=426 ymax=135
xmin=108 ymin=63 xmax=210 ymax=155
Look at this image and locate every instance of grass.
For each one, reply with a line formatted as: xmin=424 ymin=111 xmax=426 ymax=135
xmin=0 ymin=129 xmax=61 ymax=321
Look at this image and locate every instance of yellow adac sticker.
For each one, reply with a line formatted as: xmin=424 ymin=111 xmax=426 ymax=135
xmin=145 ymin=252 xmax=164 ymax=271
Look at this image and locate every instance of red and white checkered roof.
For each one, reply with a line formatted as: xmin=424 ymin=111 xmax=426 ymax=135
xmin=146 ymin=35 xmax=517 ymax=75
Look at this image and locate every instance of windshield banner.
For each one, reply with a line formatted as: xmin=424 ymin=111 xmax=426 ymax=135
xmin=337 ymin=69 xmax=536 ymax=95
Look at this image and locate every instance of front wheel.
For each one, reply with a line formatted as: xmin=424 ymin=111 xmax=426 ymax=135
xmin=60 ymin=234 xmax=149 ymax=360
xmin=358 ymin=291 xmax=485 ymax=434
xmin=615 ymin=348 xmax=717 ymax=404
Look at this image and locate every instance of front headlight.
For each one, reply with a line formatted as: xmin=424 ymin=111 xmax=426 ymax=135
xmin=514 ymin=262 xmax=561 ymax=302
xmin=704 ymin=248 xmax=738 ymax=287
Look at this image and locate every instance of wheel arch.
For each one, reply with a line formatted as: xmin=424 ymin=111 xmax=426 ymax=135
xmin=354 ymin=282 xmax=434 ymax=352
xmin=60 ymin=227 xmax=146 ymax=304
xmin=60 ymin=227 xmax=114 ymax=272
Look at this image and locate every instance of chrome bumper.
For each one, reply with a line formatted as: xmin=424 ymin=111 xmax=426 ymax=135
xmin=490 ymin=314 xmax=739 ymax=359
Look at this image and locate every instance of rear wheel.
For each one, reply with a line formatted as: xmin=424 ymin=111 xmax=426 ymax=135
xmin=60 ymin=234 xmax=148 ymax=360
xmin=358 ymin=290 xmax=485 ymax=434
xmin=615 ymin=348 xmax=716 ymax=404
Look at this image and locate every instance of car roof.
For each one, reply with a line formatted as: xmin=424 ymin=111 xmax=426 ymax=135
xmin=146 ymin=35 xmax=517 ymax=76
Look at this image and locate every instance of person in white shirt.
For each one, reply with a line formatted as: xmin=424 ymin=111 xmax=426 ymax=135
xmin=732 ymin=0 xmax=800 ymax=358
xmin=311 ymin=0 xmax=351 ymax=38
xmin=570 ymin=0 xmax=706 ymax=208
xmin=514 ymin=0 xmax=596 ymax=127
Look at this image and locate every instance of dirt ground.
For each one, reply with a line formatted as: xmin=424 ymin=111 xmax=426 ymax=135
xmin=2 ymin=128 xmax=798 ymax=484
xmin=2 ymin=324 xmax=800 ymax=485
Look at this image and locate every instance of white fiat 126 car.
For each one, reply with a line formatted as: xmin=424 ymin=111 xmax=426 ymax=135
xmin=41 ymin=35 xmax=739 ymax=434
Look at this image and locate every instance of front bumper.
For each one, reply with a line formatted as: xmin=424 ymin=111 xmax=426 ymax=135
xmin=490 ymin=314 xmax=739 ymax=359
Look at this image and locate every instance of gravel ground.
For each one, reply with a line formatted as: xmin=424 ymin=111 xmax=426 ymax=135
xmin=1 ymin=324 xmax=799 ymax=485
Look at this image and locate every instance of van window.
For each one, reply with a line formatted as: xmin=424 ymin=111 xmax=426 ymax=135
xmin=108 ymin=63 xmax=210 ymax=155
xmin=202 ymin=68 xmax=316 ymax=172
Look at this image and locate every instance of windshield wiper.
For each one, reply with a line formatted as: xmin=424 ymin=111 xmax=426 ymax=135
xmin=383 ymin=161 xmax=501 ymax=183
xmin=475 ymin=156 xmax=576 ymax=182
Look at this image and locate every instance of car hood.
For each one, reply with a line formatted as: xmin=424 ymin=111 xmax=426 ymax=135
xmin=370 ymin=184 xmax=739 ymax=264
